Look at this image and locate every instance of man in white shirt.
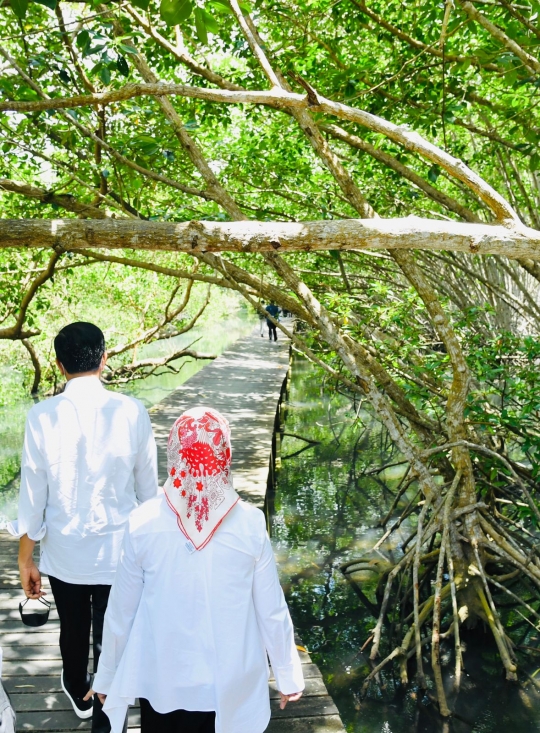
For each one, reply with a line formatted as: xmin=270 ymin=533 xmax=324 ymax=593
xmin=11 ymin=322 xmax=158 ymax=733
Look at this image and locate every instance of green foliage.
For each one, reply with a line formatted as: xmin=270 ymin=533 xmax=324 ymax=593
xmin=160 ymin=0 xmax=192 ymax=26
xmin=9 ymin=0 xmax=28 ymax=18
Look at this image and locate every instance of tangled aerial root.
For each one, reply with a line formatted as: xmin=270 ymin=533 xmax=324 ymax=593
xmin=342 ymin=444 xmax=540 ymax=718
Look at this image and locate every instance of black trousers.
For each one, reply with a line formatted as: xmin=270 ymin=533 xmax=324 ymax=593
xmin=140 ymin=698 xmax=216 ymax=733
xmin=268 ymin=322 xmax=277 ymax=340
xmin=49 ymin=575 xmax=120 ymax=733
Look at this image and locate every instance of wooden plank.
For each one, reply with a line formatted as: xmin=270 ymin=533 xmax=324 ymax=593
xmin=9 ymin=681 xmax=329 ymax=711
xmin=26 ymin=718 xmax=347 ymax=733
xmin=4 ymin=677 xmax=83 ymax=695
xmin=266 ymin=715 xmax=346 ymax=732
xmin=2 ymin=660 xmax=66 ymax=677
xmin=269 ymin=678 xmax=328 ymax=697
xmin=3 ymin=661 xmax=324 ymax=695
xmin=2 ymin=658 xmax=321 ymax=679
xmin=2 ymin=645 xmax=64 ymax=661
xmin=269 ymin=696 xmax=340 ymax=719
xmin=9 ymin=693 xmax=137 ymax=713
xmin=15 ymin=698 xmax=340 ymax=731
xmin=2 ymin=622 xmax=60 ymax=649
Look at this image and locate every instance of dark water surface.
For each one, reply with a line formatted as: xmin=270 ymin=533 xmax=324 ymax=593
xmin=270 ymin=355 xmax=540 ymax=733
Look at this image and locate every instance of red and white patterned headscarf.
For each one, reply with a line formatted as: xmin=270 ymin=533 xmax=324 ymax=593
xmin=163 ymin=406 xmax=239 ymax=550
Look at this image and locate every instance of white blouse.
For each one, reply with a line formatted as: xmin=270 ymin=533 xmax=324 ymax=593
xmin=9 ymin=376 xmax=158 ymax=585
xmin=93 ymin=495 xmax=304 ymax=733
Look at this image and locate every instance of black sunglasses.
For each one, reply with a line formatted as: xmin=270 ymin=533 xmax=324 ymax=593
xmin=19 ymin=597 xmax=51 ymax=627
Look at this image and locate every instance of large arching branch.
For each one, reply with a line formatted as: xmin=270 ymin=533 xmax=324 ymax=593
xmin=1 ymin=80 xmax=519 ymax=223
xmin=1 ymin=217 xmax=540 ymax=257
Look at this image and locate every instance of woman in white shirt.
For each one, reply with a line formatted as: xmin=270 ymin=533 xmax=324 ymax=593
xmin=89 ymin=406 xmax=304 ymax=733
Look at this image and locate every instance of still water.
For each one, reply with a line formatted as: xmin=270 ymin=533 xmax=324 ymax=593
xmin=0 ymin=309 xmax=255 ymax=525
xmin=271 ymin=355 xmax=540 ymax=733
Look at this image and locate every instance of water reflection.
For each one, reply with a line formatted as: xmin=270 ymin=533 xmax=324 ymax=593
xmin=271 ymin=356 xmax=540 ymax=733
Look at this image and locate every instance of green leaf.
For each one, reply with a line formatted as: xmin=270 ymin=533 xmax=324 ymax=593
xmin=90 ymin=61 xmax=103 ymax=77
xmin=194 ymin=7 xmax=208 ymax=44
xmin=99 ymin=65 xmax=111 ymax=85
xmin=200 ymin=7 xmax=219 ymax=33
xmin=208 ymin=0 xmax=232 ymax=14
xmin=133 ymin=134 xmax=160 ymax=156
xmin=427 ymin=164 xmax=440 ymax=183
xmin=83 ymin=43 xmax=106 ymax=58
xmin=10 ymin=0 xmax=28 ymax=19
xmin=131 ymin=0 xmax=150 ymax=8
xmin=160 ymin=0 xmax=192 ymax=26
xmin=116 ymin=55 xmax=130 ymax=76
xmin=208 ymin=0 xmax=249 ymax=12
xmin=530 ymin=152 xmax=540 ymax=172
xmin=76 ymin=30 xmax=91 ymax=51
xmin=34 ymin=0 xmax=58 ymax=8
xmin=117 ymin=42 xmax=139 ymax=56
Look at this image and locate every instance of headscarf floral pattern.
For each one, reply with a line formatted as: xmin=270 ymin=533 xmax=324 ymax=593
xmin=164 ymin=406 xmax=239 ymax=549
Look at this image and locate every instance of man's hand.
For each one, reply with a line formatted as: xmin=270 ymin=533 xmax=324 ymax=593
xmin=19 ymin=561 xmax=45 ymax=599
xmin=19 ymin=536 xmax=45 ymax=600
xmin=84 ymin=688 xmax=106 ymax=705
xmin=279 ymin=691 xmax=303 ymax=709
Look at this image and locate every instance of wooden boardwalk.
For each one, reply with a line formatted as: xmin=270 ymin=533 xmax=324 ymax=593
xmin=0 ymin=325 xmax=345 ymax=733
xmin=149 ymin=323 xmax=291 ymax=505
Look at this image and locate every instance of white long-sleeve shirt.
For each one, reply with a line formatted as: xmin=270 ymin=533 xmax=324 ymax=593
xmin=93 ymin=495 xmax=304 ymax=733
xmin=9 ymin=376 xmax=158 ymax=584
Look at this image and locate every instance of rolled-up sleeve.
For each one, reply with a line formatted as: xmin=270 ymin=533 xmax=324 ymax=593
xmin=134 ymin=407 xmax=158 ymax=503
xmin=93 ymin=526 xmax=144 ymax=695
xmin=252 ymin=533 xmax=305 ymax=695
xmin=8 ymin=414 xmax=47 ymax=541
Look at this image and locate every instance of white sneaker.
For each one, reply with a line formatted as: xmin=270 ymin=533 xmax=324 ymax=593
xmin=61 ymin=670 xmax=93 ymax=719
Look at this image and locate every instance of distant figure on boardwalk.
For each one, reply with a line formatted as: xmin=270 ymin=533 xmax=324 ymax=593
xmin=265 ymin=302 xmax=280 ymax=341
xmin=89 ymin=407 xmax=304 ymax=733
xmin=9 ymin=322 xmax=158 ymax=733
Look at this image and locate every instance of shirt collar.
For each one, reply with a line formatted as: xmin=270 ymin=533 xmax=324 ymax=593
xmin=64 ymin=375 xmax=105 ymax=394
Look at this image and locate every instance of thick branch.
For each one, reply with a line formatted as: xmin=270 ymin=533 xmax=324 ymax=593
xmin=0 ymin=179 xmax=110 ymax=219
xmin=103 ymin=347 xmax=217 ymax=384
xmin=458 ymin=0 xmax=540 ymax=75
xmin=2 ymin=217 xmax=540 ymax=258
xmin=22 ymin=338 xmax=42 ymax=393
xmin=0 ymin=80 xmax=517 ymax=222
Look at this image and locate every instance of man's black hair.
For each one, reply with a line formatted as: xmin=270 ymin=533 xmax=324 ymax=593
xmin=54 ymin=322 xmax=106 ymax=375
